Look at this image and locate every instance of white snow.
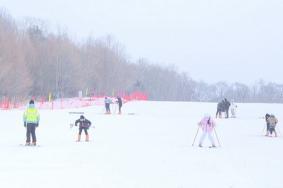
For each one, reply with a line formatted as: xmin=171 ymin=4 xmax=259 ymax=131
xmin=0 ymin=101 xmax=282 ymax=188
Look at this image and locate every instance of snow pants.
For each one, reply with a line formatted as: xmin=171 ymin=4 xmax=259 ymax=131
xmin=105 ymin=103 xmax=110 ymax=113
xmin=216 ymin=109 xmax=222 ymax=118
xmin=225 ymin=109 xmax=229 ymax=118
xmin=26 ymin=123 xmax=37 ymax=143
xmin=269 ymin=126 xmax=276 ymax=134
xmin=231 ymin=108 xmax=236 ymax=117
xmin=118 ymin=104 xmax=122 ymax=114
xmin=266 ymin=123 xmax=270 ymax=133
xmin=199 ymin=132 xmax=215 ymax=146
xmin=79 ymin=127 xmax=88 ymax=135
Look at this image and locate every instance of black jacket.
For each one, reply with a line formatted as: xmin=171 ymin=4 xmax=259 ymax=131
xmin=117 ymin=97 xmax=122 ymax=106
xmin=75 ymin=118 xmax=91 ymax=129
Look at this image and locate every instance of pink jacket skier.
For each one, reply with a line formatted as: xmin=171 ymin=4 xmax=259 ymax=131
xmin=198 ymin=115 xmax=216 ymax=147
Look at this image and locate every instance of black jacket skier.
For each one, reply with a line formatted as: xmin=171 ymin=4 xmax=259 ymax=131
xmin=116 ymin=96 xmax=123 ymax=114
xmin=266 ymin=114 xmax=278 ymax=137
xmin=265 ymin=113 xmax=271 ymax=136
xmin=223 ymin=98 xmax=231 ymax=118
xmin=75 ymin=115 xmax=92 ymax=142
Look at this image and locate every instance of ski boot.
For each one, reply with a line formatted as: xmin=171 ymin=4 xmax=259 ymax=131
xmin=76 ymin=134 xmax=81 ymax=142
xmin=85 ymin=134 xmax=89 ymax=142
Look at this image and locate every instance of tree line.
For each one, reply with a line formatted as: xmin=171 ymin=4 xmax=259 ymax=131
xmin=0 ymin=10 xmax=282 ymax=103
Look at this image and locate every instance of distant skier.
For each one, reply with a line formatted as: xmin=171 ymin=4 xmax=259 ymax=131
xmin=75 ymin=115 xmax=92 ymax=142
xmin=23 ymin=100 xmax=40 ymax=146
xmin=230 ymin=100 xmax=237 ymax=118
xmin=216 ymin=100 xmax=224 ymax=118
xmin=104 ymin=97 xmax=113 ymax=114
xmin=265 ymin=113 xmax=271 ymax=136
xmin=116 ymin=96 xmax=123 ymax=114
xmin=223 ymin=98 xmax=231 ymax=118
xmin=267 ymin=114 xmax=278 ymax=137
xmin=198 ymin=114 xmax=216 ymax=148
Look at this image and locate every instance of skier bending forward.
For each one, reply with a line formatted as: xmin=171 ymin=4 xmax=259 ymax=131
xmin=75 ymin=115 xmax=92 ymax=142
xmin=198 ymin=114 xmax=216 ymax=148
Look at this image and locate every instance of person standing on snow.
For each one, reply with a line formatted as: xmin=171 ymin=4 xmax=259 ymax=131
xmin=23 ymin=100 xmax=40 ymax=146
xmin=75 ymin=115 xmax=92 ymax=142
xmin=223 ymin=98 xmax=231 ymax=118
xmin=215 ymin=100 xmax=224 ymax=118
xmin=230 ymin=100 xmax=237 ymax=118
xmin=116 ymin=96 xmax=123 ymax=114
xmin=198 ymin=114 xmax=217 ymax=148
xmin=104 ymin=97 xmax=112 ymax=114
xmin=267 ymin=114 xmax=278 ymax=137
xmin=265 ymin=113 xmax=271 ymax=136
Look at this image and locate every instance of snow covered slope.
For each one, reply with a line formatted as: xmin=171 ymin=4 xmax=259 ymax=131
xmin=0 ymin=101 xmax=282 ymax=188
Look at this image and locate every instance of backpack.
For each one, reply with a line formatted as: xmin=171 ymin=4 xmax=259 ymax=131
xmin=268 ymin=116 xmax=277 ymax=127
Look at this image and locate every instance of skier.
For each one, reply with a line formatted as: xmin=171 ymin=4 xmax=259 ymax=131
xmin=116 ymin=96 xmax=123 ymax=114
xmin=75 ymin=115 xmax=92 ymax=142
xmin=104 ymin=97 xmax=112 ymax=114
xmin=23 ymin=99 xmax=40 ymax=146
xmin=267 ymin=114 xmax=278 ymax=137
xmin=223 ymin=98 xmax=231 ymax=118
xmin=216 ymin=100 xmax=224 ymax=118
xmin=265 ymin=113 xmax=271 ymax=136
xmin=230 ymin=100 xmax=237 ymax=118
xmin=198 ymin=114 xmax=216 ymax=148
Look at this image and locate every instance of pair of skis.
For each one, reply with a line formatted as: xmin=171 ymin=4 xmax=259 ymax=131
xmin=19 ymin=144 xmax=40 ymax=147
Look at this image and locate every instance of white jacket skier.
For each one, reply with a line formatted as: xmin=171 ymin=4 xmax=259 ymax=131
xmin=230 ymin=102 xmax=237 ymax=118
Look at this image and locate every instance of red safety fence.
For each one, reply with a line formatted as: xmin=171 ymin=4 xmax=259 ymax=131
xmin=0 ymin=91 xmax=148 ymax=110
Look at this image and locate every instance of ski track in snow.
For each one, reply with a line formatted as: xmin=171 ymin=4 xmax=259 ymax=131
xmin=0 ymin=101 xmax=282 ymax=188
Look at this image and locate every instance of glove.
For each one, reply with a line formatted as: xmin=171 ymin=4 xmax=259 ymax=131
xmin=24 ymin=122 xmax=26 ymax=127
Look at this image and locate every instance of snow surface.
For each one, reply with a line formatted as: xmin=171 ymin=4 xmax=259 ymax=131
xmin=0 ymin=101 xmax=282 ymax=188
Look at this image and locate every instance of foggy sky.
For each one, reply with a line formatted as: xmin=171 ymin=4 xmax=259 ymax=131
xmin=1 ymin=0 xmax=282 ymax=84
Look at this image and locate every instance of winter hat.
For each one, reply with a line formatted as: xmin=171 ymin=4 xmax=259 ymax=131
xmin=80 ymin=115 xmax=85 ymax=119
xmin=29 ymin=100 xmax=34 ymax=104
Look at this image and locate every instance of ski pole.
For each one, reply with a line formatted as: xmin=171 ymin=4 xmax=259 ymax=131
xmin=192 ymin=126 xmax=200 ymax=146
xmin=214 ymin=128 xmax=221 ymax=147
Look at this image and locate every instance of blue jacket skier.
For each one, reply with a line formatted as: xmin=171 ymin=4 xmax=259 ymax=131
xmin=104 ymin=97 xmax=113 ymax=114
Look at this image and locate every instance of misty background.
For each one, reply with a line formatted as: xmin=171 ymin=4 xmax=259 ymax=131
xmin=0 ymin=0 xmax=283 ymax=102
xmin=1 ymin=0 xmax=283 ymax=83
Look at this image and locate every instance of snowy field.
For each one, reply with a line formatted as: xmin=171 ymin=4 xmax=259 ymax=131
xmin=0 ymin=101 xmax=283 ymax=188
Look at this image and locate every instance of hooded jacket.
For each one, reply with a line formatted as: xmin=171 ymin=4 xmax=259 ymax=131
xmin=198 ymin=116 xmax=216 ymax=133
xmin=23 ymin=103 xmax=40 ymax=124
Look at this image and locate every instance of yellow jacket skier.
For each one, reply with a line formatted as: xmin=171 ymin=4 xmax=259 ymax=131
xmin=23 ymin=100 xmax=40 ymax=146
